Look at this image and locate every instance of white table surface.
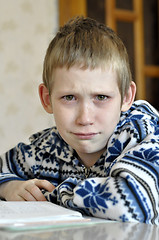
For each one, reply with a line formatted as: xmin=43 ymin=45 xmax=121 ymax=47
xmin=0 ymin=220 xmax=158 ymax=240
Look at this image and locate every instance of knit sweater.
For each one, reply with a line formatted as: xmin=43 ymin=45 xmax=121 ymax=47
xmin=0 ymin=100 xmax=159 ymax=224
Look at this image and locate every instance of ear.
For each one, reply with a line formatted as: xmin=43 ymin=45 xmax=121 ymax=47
xmin=121 ymin=81 xmax=136 ymax=112
xmin=39 ymin=83 xmax=53 ymax=114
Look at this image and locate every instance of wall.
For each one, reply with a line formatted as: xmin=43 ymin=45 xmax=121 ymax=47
xmin=0 ymin=0 xmax=58 ymax=154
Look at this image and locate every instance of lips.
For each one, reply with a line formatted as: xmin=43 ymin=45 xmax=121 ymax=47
xmin=73 ymin=132 xmax=98 ymax=140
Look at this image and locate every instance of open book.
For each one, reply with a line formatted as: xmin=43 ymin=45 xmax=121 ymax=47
xmin=0 ymin=201 xmax=89 ymax=231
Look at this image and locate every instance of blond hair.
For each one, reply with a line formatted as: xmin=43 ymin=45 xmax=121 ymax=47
xmin=43 ymin=16 xmax=132 ymax=102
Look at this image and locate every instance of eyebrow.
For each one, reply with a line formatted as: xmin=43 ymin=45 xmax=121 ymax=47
xmin=55 ymin=89 xmax=117 ymax=97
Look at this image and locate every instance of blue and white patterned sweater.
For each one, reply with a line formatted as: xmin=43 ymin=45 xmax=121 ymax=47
xmin=0 ymin=100 xmax=159 ymax=224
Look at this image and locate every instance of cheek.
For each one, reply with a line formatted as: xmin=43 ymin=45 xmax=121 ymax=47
xmin=54 ymin=112 xmax=64 ymax=127
xmin=53 ymin=107 xmax=71 ymax=131
xmin=99 ymin=105 xmax=121 ymax=128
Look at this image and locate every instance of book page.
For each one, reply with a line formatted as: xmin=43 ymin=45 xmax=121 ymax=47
xmin=0 ymin=201 xmax=83 ymax=224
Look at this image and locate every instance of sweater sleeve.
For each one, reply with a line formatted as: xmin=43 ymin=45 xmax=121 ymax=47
xmin=0 ymin=128 xmax=62 ymax=187
xmin=0 ymin=143 xmax=39 ymax=184
xmin=53 ymin=131 xmax=159 ymax=224
xmin=0 ymin=141 xmax=60 ymax=187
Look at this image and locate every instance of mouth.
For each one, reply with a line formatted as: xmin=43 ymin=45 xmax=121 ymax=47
xmin=73 ymin=132 xmax=99 ymax=140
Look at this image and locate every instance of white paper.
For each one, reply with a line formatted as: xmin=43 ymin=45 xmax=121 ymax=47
xmin=0 ymin=201 xmax=83 ymax=225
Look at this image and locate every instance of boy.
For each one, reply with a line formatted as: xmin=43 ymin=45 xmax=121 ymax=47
xmin=0 ymin=16 xmax=159 ymax=224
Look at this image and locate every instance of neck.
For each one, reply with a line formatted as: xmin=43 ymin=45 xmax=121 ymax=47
xmin=77 ymin=149 xmax=106 ymax=168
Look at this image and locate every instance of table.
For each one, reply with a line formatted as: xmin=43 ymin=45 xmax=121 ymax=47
xmin=0 ymin=220 xmax=158 ymax=240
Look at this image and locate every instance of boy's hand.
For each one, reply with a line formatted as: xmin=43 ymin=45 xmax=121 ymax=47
xmin=0 ymin=179 xmax=55 ymax=201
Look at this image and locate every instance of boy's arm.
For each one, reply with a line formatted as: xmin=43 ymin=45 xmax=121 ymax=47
xmin=50 ymin=131 xmax=159 ymax=224
xmin=0 ymin=143 xmax=37 ymax=184
xmin=0 ymin=140 xmax=57 ymax=201
xmin=73 ymin=135 xmax=159 ymax=224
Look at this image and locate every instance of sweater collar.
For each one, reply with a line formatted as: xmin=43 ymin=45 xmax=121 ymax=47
xmin=29 ymin=127 xmax=74 ymax=163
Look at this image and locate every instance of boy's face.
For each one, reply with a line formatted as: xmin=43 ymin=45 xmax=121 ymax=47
xmin=48 ymin=66 xmax=132 ymax=167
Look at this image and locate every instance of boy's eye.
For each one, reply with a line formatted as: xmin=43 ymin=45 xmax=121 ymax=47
xmin=96 ymin=95 xmax=107 ymax=101
xmin=63 ymin=95 xmax=75 ymax=101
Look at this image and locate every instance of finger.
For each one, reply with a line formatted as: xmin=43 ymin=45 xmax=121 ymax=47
xmin=16 ymin=195 xmax=27 ymax=201
xmin=21 ymin=188 xmax=40 ymax=201
xmin=33 ymin=179 xmax=55 ymax=192
xmin=25 ymin=183 xmax=47 ymax=201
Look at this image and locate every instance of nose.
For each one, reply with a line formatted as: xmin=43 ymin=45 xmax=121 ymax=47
xmin=76 ymin=103 xmax=94 ymax=126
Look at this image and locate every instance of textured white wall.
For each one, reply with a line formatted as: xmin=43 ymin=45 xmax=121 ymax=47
xmin=0 ymin=0 xmax=58 ymax=154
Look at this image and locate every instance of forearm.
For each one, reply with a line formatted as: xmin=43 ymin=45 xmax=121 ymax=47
xmin=55 ymin=174 xmax=157 ymax=224
xmin=54 ymin=150 xmax=159 ymax=224
xmin=73 ymin=177 xmax=148 ymax=222
xmin=74 ymin=159 xmax=159 ymax=223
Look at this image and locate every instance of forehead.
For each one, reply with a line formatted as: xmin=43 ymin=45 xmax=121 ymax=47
xmin=52 ymin=66 xmax=119 ymax=93
xmin=53 ymin=66 xmax=117 ymax=82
